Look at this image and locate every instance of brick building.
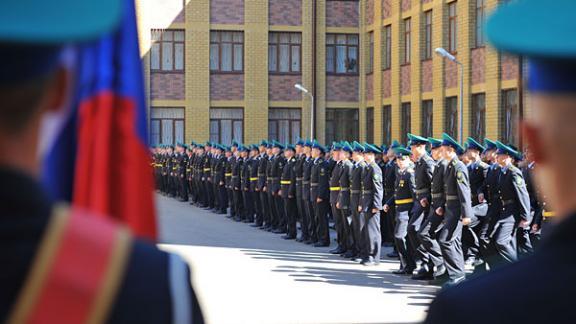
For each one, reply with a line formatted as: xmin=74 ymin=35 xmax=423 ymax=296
xmin=136 ymin=0 xmax=525 ymax=147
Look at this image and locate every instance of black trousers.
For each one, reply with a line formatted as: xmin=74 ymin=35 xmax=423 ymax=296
xmin=275 ymin=194 xmax=286 ymax=231
xmin=205 ymin=181 xmax=214 ymax=208
xmin=363 ymin=211 xmax=381 ymax=262
xmin=299 ymin=194 xmax=311 ymax=241
xmin=315 ymin=199 xmax=330 ymax=245
xmin=409 ymin=203 xmax=430 ymax=268
xmin=243 ymin=189 xmax=254 ymax=222
xmin=382 ymin=197 xmax=395 ymax=243
xmin=338 ymin=208 xmax=353 ymax=252
xmin=438 ymin=204 xmax=465 ymax=280
xmin=233 ymin=189 xmax=243 ymax=220
xmin=217 ymin=184 xmax=227 ymax=213
xmin=350 ymin=196 xmax=364 ymax=257
xmin=307 ymin=199 xmax=318 ymax=242
xmin=394 ymin=210 xmax=415 ymax=270
xmin=331 ymin=203 xmax=343 ymax=247
xmin=260 ymin=190 xmax=270 ymax=226
xmin=268 ymin=191 xmax=277 ymax=228
xmin=253 ymin=190 xmax=263 ymax=225
xmin=516 ymin=226 xmax=533 ymax=258
xmin=284 ymin=197 xmax=298 ymax=238
xmin=417 ymin=209 xmax=444 ymax=268
xmin=227 ymin=187 xmax=235 ymax=216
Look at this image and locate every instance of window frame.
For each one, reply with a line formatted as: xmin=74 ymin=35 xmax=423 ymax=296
xmin=209 ymin=108 xmax=244 ymax=145
xmin=423 ymin=10 xmax=433 ymax=60
xmin=500 ymin=89 xmax=519 ymax=146
xmin=382 ymin=105 xmax=392 ymax=145
xmin=150 ymin=29 xmax=185 ymax=73
xmin=401 ymin=102 xmax=411 ymax=145
xmin=326 ymin=33 xmax=360 ymax=75
xmin=444 ymin=96 xmax=458 ymax=138
xmin=268 ymin=108 xmax=302 ymax=143
xmin=325 ymin=108 xmax=360 ymax=143
xmin=421 ymin=100 xmax=433 ymax=138
xmin=448 ymin=2 xmax=458 ymax=54
xmin=470 ymin=93 xmax=486 ymax=141
xmin=366 ymin=107 xmax=374 ymax=143
xmin=402 ymin=18 xmax=411 ymax=65
xmin=210 ymin=31 xmax=244 ymax=74
xmin=382 ymin=25 xmax=392 ymax=70
xmin=474 ymin=0 xmax=486 ymax=48
xmin=268 ymin=32 xmax=302 ymax=75
xmin=367 ymin=32 xmax=374 ymax=74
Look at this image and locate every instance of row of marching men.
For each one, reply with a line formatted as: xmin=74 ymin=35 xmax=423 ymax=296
xmin=151 ymin=132 xmax=552 ymax=286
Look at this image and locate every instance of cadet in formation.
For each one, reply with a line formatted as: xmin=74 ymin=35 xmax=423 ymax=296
xmin=152 ymin=129 xmax=552 ymax=285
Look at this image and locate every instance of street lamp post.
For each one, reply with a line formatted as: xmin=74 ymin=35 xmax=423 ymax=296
xmin=435 ymin=47 xmax=464 ymax=144
xmin=295 ymin=84 xmax=314 ymax=140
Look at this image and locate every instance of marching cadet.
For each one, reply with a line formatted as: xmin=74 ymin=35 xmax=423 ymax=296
xmin=228 ymin=141 xmax=239 ymax=218
xmin=241 ymin=145 xmax=255 ymax=223
xmin=484 ymin=142 xmax=531 ymax=267
xmin=376 ymin=145 xmax=389 ymax=245
xmin=328 ymin=143 xmax=344 ymax=255
xmin=310 ymin=142 xmax=331 ymax=247
xmin=407 ymin=134 xmax=435 ymax=280
xmin=281 ymin=145 xmax=298 ymax=239
xmin=253 ymin=142 xmax=267 ymax=228
xmin=436 ymin=134 xmax=473 ymax=286
xmin=248 ymin=145 xmax=261 ymax=224
xmin=203 ymin=143 xmax=214 ymax=210
xmin=224 ymin=146 xmax=235 ymax=217
xmin=168 ymin=145 xmax=177 ymax=197
xmin=384 ymin=146 xmax=416 ymax=273
xmin=265 ymin=142 xmax=276 ymax=231
xmin=213 ymin=144 xmax=227 ymax=215
xmin=350 ymin=142 xmax=367 ymax=262
xmin=301 ymin=140 xmax=314 ymax=243
xmin=522 ymin=148 xmax=543 ymax=249
xmin=359 ymin=144 xmax=384 ymax=266
xmin=232 ymin=145 xmax=244 ymax=221
xmin=195 ymin=145 xmax=207 ymax=207
xmin=178 ymin=143 xmax=190 ymax=202
xmin=462 ymin=138 xmax=489 ymax=267
xmin=256 ymin=141 xmax=270 ymax=229
xmin=383 ymin=141 xmax=400 ymax=258
xmin=294 ymin=140 xmax=307 ymax=242
xmin=336 ymin=142 xmax=354 ymax=258
xmin=187 ymin=143 xmax=196 ymax=204
xmin=270 ymin=141 xmax=287 ymax=233
xmin=511 ymin=149 xmax=534 ymax=257
xmin=417 ymin=138 xmax=447 ymax=280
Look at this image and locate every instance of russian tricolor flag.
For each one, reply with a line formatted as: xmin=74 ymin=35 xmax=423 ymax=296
xmin=40 ymin=0 xmax=157 ymax=240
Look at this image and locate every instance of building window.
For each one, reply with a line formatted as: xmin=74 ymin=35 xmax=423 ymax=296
xmin=474 ymin=0 xmax=485 ymax=47
xmin=209 ymin=108 xmax=243 ymax=145
xmin=401 ymin=103 xmax=411 ymax=145
xmin=269 ymin=32 xmax=301 ymax=74
xmin=366 ymin=107 xmax=374 ymax=143
xmin=383 ymin=25 xmax=392 ymax=70
xmin=268 ymin=108 xmax=301 ymax=144
xmin=151 ymin=30 xmax=185 ymax=72
xmin=402 ymin=18 xmax=411 ymax=65
xmin=210 ymin=31 xmax=244 ymax=73
xmin=382 ymin=105 xmax=392 ymax=145
xmin=470 ymin=93 xmax=486 ymax=141
xmin=423 ymin=11 xmax=433 ymax=60
xmin=445 ymin=96 xmax=458 ymax=138
xmin=367 ymin=32 xmax=374 ymax=74
xmin=325 ymin=108 xmax=359 ymax=143
xmin=150 ymin=107 xmax=185 ymax=145
xmin=421 ymin=100 xmax=433 ymax=138
xmin=448 ymin=2 xmax=457 ymax=53
xmin=326 ymin=34 xmax=359 ymax=74
xmin=501 ymin=89 xmax=519 ymax=146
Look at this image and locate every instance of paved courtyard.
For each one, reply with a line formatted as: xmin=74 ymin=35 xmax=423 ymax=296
xmin=156 ymin=194 xmax=438 ymax=324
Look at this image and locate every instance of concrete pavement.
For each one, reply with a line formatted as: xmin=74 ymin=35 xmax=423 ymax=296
xmin=156 ymin=194 xmax=438 ymax=324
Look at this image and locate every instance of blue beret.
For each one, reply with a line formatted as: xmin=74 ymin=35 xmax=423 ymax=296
xmin=364 ymin=144 xmax=381 ymax=154
xmin=239 ymin=145 xmax=249 ymax=152
xmin=428 ymin=138 xmax=442 ymax=149
xmin=390 ymin=140 xmax=401 ymax=149
xmin=408 ymin=133 xmax=429 ymax=146
xmin=331 ymin=142 xmax=342 ymax=151
xmin=312 ymin=141 xmax=325 ymax=153
xmin=393 ymin=146 xmax=412 ymax=157
xmin=285 ymin=144 xmax=296 ymax=152
xmin=304 ymin=140 xmax=313 ymax=147
xmin=441 ymin=133 xmax=464 ymax=154
xmin=250 ymin=144 xmax=259 ymax=151
xmin=296 ymin=139 xmax=305 ymax=146
xmin=272 ymin=141 xmax=285 ymax=150
xmin=495 ymin=141 xmax=519 ymax=158
xmin=260 ymin=140 xmax=269 ymax=147
xmin=352 ymin=141 xmax=365 ymax=153
xmin=466 ymin=137 xmax=485 ymax=152
xmin=341 ymin=141 xmax=353 ymax=153
xmin=232 ymin=140 xmax=240 ymax=148
xmin=483 ymin=138 xmax=497 ymax=152
xmin=380 ymin=145 xmax=388 ymax=154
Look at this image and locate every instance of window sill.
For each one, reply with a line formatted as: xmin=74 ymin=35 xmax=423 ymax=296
xmin=269 ymin=72 xmax=302 ymax=76
xmin=421 ymin=58 xmax=432 ymax=63
xmin=326 ymin=73 xmax=359 ymax=76
xmin=471 ymin=45 xmax=486 ymax=50
xmin=210 ymin=71 xmax=244 ymax=75
xmin=151 ymin=70 xmax=185 ymax=74
xmin=400 ymin=63 xmax=411 ymax=67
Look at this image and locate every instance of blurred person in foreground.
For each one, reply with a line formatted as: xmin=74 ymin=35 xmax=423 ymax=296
xmin=425 ymin=0 xmax=576 ymax=323
xmin=0 ymin=0 xmax=203 ymax=323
